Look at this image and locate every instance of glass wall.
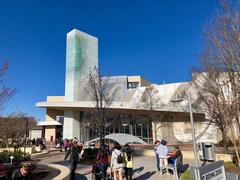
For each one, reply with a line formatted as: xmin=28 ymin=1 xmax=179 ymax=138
xmin=81 ymin=111 xmax=153 ymax=144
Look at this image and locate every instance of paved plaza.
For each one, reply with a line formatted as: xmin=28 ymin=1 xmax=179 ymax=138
xmin=34 ymin=151 xmax=194 ymax=180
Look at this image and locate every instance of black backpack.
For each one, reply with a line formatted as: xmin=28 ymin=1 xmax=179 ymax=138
xmin=114 ymin=151 xmax=124 ymax=164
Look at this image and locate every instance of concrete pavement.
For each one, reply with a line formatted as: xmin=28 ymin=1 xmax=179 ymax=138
xmin=34 ymin=151 xmax=194 ymax=179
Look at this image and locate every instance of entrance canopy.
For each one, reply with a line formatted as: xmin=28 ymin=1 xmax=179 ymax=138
xmin=86 ymin=133 xmax=147 ymax=145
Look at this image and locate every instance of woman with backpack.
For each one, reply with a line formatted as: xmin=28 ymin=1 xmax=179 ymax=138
xmin=111 ymin=142 xmax=124 ymax=180
xmin=123 ymin=144 xmax=133 ymax=180
xmin=96 ymin=145 xmax=109 ymax=180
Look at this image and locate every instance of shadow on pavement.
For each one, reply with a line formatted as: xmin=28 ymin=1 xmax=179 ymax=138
xmin=133 ymin=166 xmax=144 ymax=173
xmin=133 ymin=171 xmax=156 ymax=180
xmin=75 ymin=173 xmax=88 ymax=180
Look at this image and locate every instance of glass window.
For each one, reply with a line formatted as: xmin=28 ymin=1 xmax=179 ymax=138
xmin=127 ymin=82 xmax=139 ymax=89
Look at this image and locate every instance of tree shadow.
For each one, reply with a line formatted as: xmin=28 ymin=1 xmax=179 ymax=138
xmin=133 ymin=166 xmax=144 ymax=174
xmin=133 ymin=171 xmax=156 ymax=180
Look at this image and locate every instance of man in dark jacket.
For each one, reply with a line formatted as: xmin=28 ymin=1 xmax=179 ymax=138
xmin=64 ymin=139 xmax=82 ymax=180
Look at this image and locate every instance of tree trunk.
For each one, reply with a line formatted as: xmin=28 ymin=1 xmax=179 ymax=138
xmin=221 ymin=128 xmax=229 ymax=152
xmin=229 ymin=125 xmax=240 ymax=167
xmin=235 ymin=117 xmax=240 ymax=140
xmin=4 ymin=139 xmax=9 ymax=148
xmin=102 ymin=108 xmax=105 ymax=142
xmin=99 ymin=128 xmax=103 ymax=144
xmin=154 ymin=123 xmax=157 ymax=142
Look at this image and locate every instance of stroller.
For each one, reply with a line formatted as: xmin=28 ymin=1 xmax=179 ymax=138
xmin=91 ymin=161 xmax=102 ymax=180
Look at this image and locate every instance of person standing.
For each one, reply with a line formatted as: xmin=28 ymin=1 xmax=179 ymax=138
xmin=96 ymin=145 xmax=109 ymax=180
xmin=64 ymin=139 xmax=82 ymax=180
xmin=123 ymin=144 xmax=133 ymax=180
xmin=157 ymin=139 xmax=168 ymax=175
xmin=154 ymin=140 xmax=160 ymax=172
xmin=111 ymin=142 xmax=124 ymax=180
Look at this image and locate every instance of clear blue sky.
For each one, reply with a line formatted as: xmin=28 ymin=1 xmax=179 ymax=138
xmin=0 ymin=0 xmax=218 ymax=120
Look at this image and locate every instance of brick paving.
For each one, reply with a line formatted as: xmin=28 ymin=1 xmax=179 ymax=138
xmin=34 ymin=151 xmax=194 ymax=179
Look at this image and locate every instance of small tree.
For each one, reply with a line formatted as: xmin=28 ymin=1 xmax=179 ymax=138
xmin=85 ymin=66 xmax=112 ymax=143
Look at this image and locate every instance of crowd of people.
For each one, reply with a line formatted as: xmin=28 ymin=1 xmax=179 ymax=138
xmin=62 ymin=138 xmax=134 ymax=180
xmin=62 ymin=138 xmax=184 ymax=179
xmin=8 ymin=137 xmax=184 ymax=180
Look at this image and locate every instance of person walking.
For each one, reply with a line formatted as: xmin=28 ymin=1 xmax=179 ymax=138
xmin=111 ymin=142 xmax=124 ymax=180
xmin=123 ymin=144 xmax=133 ymax=180
xmin=64 ymin=139 xmax=82 ymax=180
xmin=154 ymin=140 xmax=160 ymax=172
xmin=157 ymin=139 xmax=168 ymax=175
xmin=64 ymin=139 xmax=70 ymax=152
xmin=96 ymin=145 xmax=109 ymax=180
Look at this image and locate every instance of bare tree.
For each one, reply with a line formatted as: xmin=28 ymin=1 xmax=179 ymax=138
xmin=193 ymin=0 xmax=240 ymax=165
xmin=0 ymin=63 xmax=15 ymax=110
xmin=192 ymin=72 xmax=233 ymax=151
xmin=84 ymin=66 xmax=112 ymax=143
xmin=0 ymin=113 xmax=37 ymax=148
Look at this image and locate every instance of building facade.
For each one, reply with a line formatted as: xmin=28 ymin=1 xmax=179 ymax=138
xmin=36 ymin=29 xmax=219 ymax=145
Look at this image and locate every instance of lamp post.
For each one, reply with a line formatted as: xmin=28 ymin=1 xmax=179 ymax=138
xmin=187 ymin=92 xmax=199 ymax=167
xmin=171 ymin=91 xmax=199 ymax=167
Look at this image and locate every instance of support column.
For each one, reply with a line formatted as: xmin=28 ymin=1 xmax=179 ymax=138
xmin=63 ymin=110 xmax=80 ymax=140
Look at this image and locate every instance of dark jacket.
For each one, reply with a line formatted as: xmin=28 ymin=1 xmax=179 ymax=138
xmin=64 ymin=145 xmax=81 ymax=162
xmin=12 ymin=169 xmax=33 ymax=180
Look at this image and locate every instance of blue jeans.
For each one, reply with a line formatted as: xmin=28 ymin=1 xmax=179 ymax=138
xmin=70 ymin=160 xmax=78 ymax=180
xmin=156 ymin=154 xmax=160 ymax=171
xmin=99 ymin=164 xmax=108 ymax=179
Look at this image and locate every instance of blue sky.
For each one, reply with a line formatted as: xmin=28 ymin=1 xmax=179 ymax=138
xmin=0 ymin=0 xmax=218 ymax=120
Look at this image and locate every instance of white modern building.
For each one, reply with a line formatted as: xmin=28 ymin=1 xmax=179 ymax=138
xmin=36 ymin=29 xmax=219 ymax=145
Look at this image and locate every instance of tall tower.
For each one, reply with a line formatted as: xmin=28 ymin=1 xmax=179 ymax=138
xmin=63 ymin=29 xmax=98 ymax=139
xmin=65 ymin=29 xmax=98 ymax=101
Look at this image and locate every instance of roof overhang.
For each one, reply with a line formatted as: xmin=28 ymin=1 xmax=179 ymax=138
xmin=37 ymin=120 xmax=62 ymax=126
xmin=36 ymin=101 xmax=205 ymax=122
